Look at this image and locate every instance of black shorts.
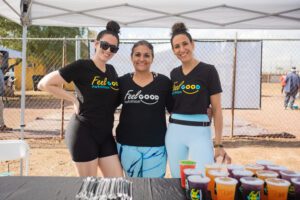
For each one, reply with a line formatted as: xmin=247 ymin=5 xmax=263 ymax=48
xmin=65 ymin=114 xmax=118 ymax=162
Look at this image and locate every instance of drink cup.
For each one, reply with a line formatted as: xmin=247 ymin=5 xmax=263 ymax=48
xmin=215 ymin=177 xmax=238 ymax=200
xmin=205 ymin=164 xmax=223 ymax=176
xmin=232 ymin=169 xmax=254 ymax=182
xmin=256 ymin=170 xmax=279 ymax=180
xmin=256 ymin=160 xmax=274 ymax=168
xmin=231 ymin=169 xmax=254 ymax=200
xmin=208 ymin=170 xmax=229 ymax=200
xmin=280 ymin=171 xmax=300 ymax=200
xmin=266 ymin=178 xmax=290 ymax=200
xmin=227 ymin=164 xmax=244 ymax=177
xmin=279 ymin=170 xmax=300 ymax=182
xmin=240 ymin=177 xmax=264 ymax=200
xmin=184 ymin=168 xmax=202 ymax=188
xmin=180 ymin=160 xmax=196 ymax=188
xmin=266 ymin=165 xmax=287 ymax=175
xmin=256 ymin=170 xmax=279 ymax=200
xmin=291 ymin=177 xmax=300 ymax=200
xmin=245 ymin=164 xmax=265 ymax=175
xmin=187 ymin=175 xmax=211 ymax=200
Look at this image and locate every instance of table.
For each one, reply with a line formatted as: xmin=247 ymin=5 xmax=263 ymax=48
xmin=0 ymin=176 xmax=186 ymax=200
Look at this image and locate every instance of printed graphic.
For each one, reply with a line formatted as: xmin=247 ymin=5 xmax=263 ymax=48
xmin=91 ymin=76 xmax=119 ymax=90
xmin=172 ymin=81 xmax=201 ymax=95
xmin=124 ymin=90 xmax=159 ymax=105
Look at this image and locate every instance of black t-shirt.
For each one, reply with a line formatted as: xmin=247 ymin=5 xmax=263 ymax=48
xmin=59 ymin=59 xmax=119 ymax=130
xmin=116 ymin=73 xmax=173 ymax=146
xmin=170 ymin=62 xmax=222 ymax=114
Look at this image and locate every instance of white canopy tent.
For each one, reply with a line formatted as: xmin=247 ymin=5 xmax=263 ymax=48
xmin=0 ymin=0 xmax=299 ymax=139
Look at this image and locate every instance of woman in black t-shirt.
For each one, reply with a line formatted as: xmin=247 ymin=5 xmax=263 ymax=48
xmin=165 ymin=22 xmax=232 ymax=178
xmin=38 ymin=21 xmax=123 ymax=177
xmin=116 ymin=40 xmax=173 ymax=177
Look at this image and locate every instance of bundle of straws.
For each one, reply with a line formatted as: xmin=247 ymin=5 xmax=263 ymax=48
xmin=76 ymin=177 xmax=133 ymax=200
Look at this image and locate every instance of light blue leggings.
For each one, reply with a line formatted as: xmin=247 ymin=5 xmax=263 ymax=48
xmin=117 ymin=143 xmax=167 ymax=178
xmin=165 ymin=114 xmax=214 ymax=178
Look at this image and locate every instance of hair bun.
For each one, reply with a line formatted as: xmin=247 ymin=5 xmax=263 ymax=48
xmin=171 ymin=22 xmax=188 ymax=35
xmin=106 ymin=21 xmax=120 ymax=34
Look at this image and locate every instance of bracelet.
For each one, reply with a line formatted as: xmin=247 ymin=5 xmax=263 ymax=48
xmin=214 ymin=144 xmax=224 ymax=148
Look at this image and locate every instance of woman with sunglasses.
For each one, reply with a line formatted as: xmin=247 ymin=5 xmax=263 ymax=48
xmin=166 ymin=22 xmax=231 ymax=178
xmin=116 ymin=40 xmax=173 ymax=177
xmin=38 ymin=21 xmax=123 ymax=177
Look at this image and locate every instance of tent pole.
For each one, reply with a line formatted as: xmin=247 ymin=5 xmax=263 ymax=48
xmin=20 ymin=24 xmax=28 ymax=175
xmin=20 ymin=25 xmax=27 ymax=141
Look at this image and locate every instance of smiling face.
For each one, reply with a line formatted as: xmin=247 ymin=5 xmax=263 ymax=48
xmin=94 ymin=34 xmax=118 ymax=63
xmin=172 ymin=34 xmax=195 ymax=64
xmin=131 ymin=44 xmax=153 ymax=73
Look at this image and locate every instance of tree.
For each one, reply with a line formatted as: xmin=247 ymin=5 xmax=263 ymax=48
xmin=0 ymin=16 xmax=88 ymax=71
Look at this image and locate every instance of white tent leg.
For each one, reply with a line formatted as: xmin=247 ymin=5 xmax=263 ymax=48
xmin=20 ymin=25 xmax=27 ymax=140
xmin=20 ymin=25 xmax=28 ymax=176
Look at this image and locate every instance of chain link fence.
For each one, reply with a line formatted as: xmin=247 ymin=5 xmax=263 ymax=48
xmin=0 ymin=38 xmax=299 ymax=139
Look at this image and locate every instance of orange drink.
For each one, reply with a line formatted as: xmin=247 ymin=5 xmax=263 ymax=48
xmin=208 ymin=170 xmax=229 ymax=200
xmin=256 ymin=170 xmax=279 ymax=200
xmin=266 ymin=178 xmax=290 ymax=200
xmin=245 ymin=164 xmax=264 ymax=175
xmin=215 ymin=177 xmax=238 ymax=200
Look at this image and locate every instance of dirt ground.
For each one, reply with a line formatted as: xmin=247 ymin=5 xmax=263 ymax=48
xmin=0 ymin=83 xmax=300 ymax=177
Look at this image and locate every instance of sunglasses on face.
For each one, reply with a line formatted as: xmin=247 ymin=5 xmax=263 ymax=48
xmin=99 ymin=41 xmax=119 ymax=53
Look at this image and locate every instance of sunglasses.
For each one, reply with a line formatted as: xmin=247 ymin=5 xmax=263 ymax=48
xmin=99 ymin=41 xmax=119 ymax=53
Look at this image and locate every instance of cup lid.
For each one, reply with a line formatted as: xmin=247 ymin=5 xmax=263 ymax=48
xmin=279 ymin=170 xmax=300 ymax=177
xmin=205 ymin=163 xmax=223 ymax=169
xmin=291 ymin=177 xmax=300 ymax=185
xmin=209 ymin=170 xmax=229 ymax=177
xmin=227 ymin=164 xmax=244 ymax=170
xmin=232 ymin=169 xmax=254 ymax=177
xmin=256 ymin=170 xmax=279 ymax=177
xmin=256 ymin=160 xmax=274 ymax=166
xmin=215 ymin=177 xmax=238 ymax=185
xmin=267 ymin=165 xmax=287 ymax=171
xmin=180 ymin=160 xmax=196 ymax=165
xmin=245 ymin=164 xmax=265 ymax=170
xmin=265 ymin=178 xmax=290 ymax=187
xmin=188 ymin=175 xmax=210 ymax=183
xmin=240 ymin=177 xmax=264 ymax=186
xmin=184 ymin=168 xmax=200 ymax=175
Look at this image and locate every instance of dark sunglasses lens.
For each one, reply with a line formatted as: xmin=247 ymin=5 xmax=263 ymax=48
xmin=100 ymin=41 xmax=110 ymax=50
xmin=110 ymin=46 xmax=119 ymax=53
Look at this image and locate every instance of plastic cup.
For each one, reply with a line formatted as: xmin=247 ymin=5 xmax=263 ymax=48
xmin=256 ymin=170 xmax=279 ymax=180
xmin=232 ymin=169 xmax=254 ymax=182
xmin=215 ymin=177 xmax=238 ymax=200
xmin=256 ymin=170 xmax=279 ymax=200
xmin=245 ymin=164 xmax=265 ymax=175
xmin=279 ymin=170 xmax=300 ymax=181
xmin=205 ymin=164 xmax=223 ymax=176
xmin=180 ymin=160 xmax=196 ymax=188
xmin=256 ymin=160 xmax=274 ymax=168
xmin=240 ymin=177 xmax=264 ymax=200
xmin=226 ymin=164 xmax=244 ymax=177
xmin=187 ymin=175 xmax=210 ymax=200
xmin=266 ymin=165 xmax=287 ymax=175
xmin=207 ymin=170 xmax=229 ymax=200
xmin=266 ymin=178 xmax=290 ymax=200
xmin=184 ymin=168 xmax=201 ymax=198
xmin=291 ymin=177 xmax=300 ymax=200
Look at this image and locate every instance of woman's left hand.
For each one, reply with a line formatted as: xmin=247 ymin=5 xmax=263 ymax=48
xmin=214 ymin=147 xmax=231 ymax=164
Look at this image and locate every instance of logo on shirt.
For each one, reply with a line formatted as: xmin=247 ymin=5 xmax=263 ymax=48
xmin=172 ymin=81 xmax=201 ymax=95
xmin=91 ymin=76 xmax=119 ymax=91
xmin=124 ymin=90 xmax=159 ymax=105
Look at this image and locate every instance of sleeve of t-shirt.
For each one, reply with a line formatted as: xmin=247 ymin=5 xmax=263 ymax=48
xmin=58 ymin=60 xmax=83 ymax=83
xmin=208 ymin=65 xmax=223 ymax=96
